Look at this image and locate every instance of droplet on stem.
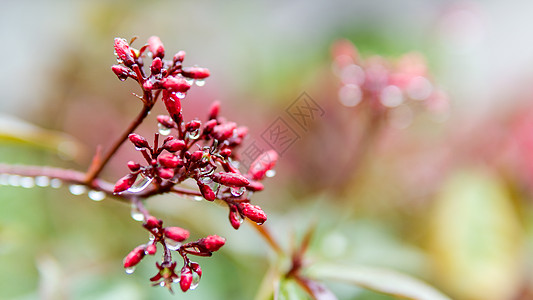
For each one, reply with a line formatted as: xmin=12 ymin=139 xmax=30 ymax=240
xmin=265 ymin=170 xmax=276 ymax=178
xmin=158 ymin=123 xmax=171 ymax=136
xmin=20 ymin=177 xmax=35 ymax=188
xmin=195 ymin=79 xmax=205 ymax=87
xmin=166 ymin=239 xmax=182 ymax=250
xmin=125 ymin=266 xmax=136 ymax=274
xmin=69 ymin=184 xmax=87 ymax=195
xmin=127 ymin=173 xmax=153 ymax=193
xmin=88 ymin=190 xmax=105 ymax=201
xmin=130 ymin=203 xmax=145 ymax=222
xmin=35 ymin=176 xmax=50 ymax=187
xmin=50 ymin=178 xmax=62 ymax=188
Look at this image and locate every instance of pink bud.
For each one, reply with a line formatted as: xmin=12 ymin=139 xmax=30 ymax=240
xmin=198 ymin=235 xmax=226 ymax=252
xmin=162 ymin=91 xmax=182 ymax=117
xmin=173 ymin=51 xmax=186 ymax=63
xmin=163 ymin=138 xmax=186 ymax=152
xmin=164 ymin=227 xmax=190 ymax=242
xmin=197 ymin=180 xmax=216 ymax=201
xmin=142 ymin=80 xmax=154 ymax=91
xmin=144 ymin=216 xmax=162 ymax=229
xmin=111 ymin=65 xmax=130 ymax=81
xmin=186 ymin=120 xmax=201 ymax=131
xmin=180 ymin=267 xmax=193 ymax=292
xmin=212 ymin=172 xmax=249 ymax=187
xmin=127 ymin=161 xmax=141 ymax=172
xmin=123 ymin=246 xmax=145 ymax=268
xmin=146 ymin=244 xmax=157 ymax=255
xmin=248 ymin=150 xmax=278 ymax=181
xmin=190 ymin=150 xmax=204 ymax=162
xmin=158 ymin=153 xmax=180 ymax=168
xmin=128 ymin=133 xmax=149 ymax=149
xmin=161 ymin=76 xmax=191 ymax=93
xmin=181 ymin=67 xmax=210 ymax=79
xmin=190 ymin=262 xmax=202 ymax=277
xmin=150 ymin=57 xmax=163 ymax=74
xmin=203 ymin=119 xmax=217 ymax=134
xmin=158 ymin=168 xmax=174 ymax=179
xmin=229 ymin=209 xmax=242 ymax=230
xmin=157 ymin=115 xmax=176 ymax=129
xmin=147 ymin=36 xmax=165 ymax=58
xmin=114 ymin=174 xmax=137 ymax=193
xmin=219 ymin=148 xmax=232 ymax=158
xmin=246 ymin=181 xmax=264 ymax=192
xmin=212 ymin=122 xmax=237 ymax=141
xmin=208 ymin=101 xmax=220 ymax=120
xmin=240 ymin=203 xmax=267 ymax=224
xmin=114 ymin=38 xmax=135 ymax=66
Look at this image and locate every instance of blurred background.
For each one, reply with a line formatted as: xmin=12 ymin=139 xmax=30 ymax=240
xmin=2 ymin=0 xmax=533 ymax=299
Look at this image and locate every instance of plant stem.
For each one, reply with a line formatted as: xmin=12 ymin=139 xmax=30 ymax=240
xmin=249 ymin=221 xmax=283 ymax=255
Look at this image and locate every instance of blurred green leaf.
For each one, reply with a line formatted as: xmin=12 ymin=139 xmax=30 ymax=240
xmin=278 ymin=278 xmax=313 ymax=300
xmin=308 ymin=264 xmax=451 ymax=300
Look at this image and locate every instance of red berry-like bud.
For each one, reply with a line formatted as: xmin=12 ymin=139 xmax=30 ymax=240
xmin=162 ymin=91 xmax=182 ymax=117
xmin=146 ymin=244 xmax=157 ymax=255
xmin=198 ymin=235 xmax=226 ymax=252
xmin=235 ymin=126 xmax=248 ymax=139
xmin=197 ymin=180 xmax=216 ymax=201
xmin=111 ymin=65 xmax=130 ymax=81
xmin=114 ymin=174 xmax=137 ymax=193
xmin=203 ymin=119 xmax=217 ymax=134
xmin=163 ymin=138 xmax=186 ymax=152
xmin=158 ymin=168 xmax=174 ymax=179
xmin=240 ymin=203 xmax=267 ymax=224
xmin=150 ymin=57 xmax=163 ymax=74
xmin=181 ymin=67 xmax=210 ymax=79
xmin=142 ymin=80 xmax=154 ymax=91
xmin=144 ymin=216 xmax=162 ymax=229
xmin=248 ymin=150 xmax=278 ymax=181
xmin=229 ymin=209 xmax=242 ymax=230
xmin=219 ymin=148 xmax=232 ymax=158
xmin=190 ymin=262 xmax=202 ymax=277
xmin=186 ymin=120 xmax=201 ymax=131
xmin=212 ymin=172 xmax=250 ymax=187
xmin=208 ymin=101 xmax=220 ymax=120
xmin=212 ymin=122 xmax=237 ymax=141
xmin=180 ymin=267 xmax=193 ymax=292
xmin=162 ymin=76 xmax=191 ymax=93
xmin=158 ymin=153 xmax=180 ymax=168
xmin=164 ymin=227 xmax=190 ymax=242
xmin=173 ymin=51 xmax=186 ymax=63
xmin=246 ymin=181 xmax=264 ymax=192
xmin=190 ymin=150 xmax=204 ymax=162
xmin=148 ymin=36 xmax=165 ymax=58
xmin=127 ymin=161 xmax=141 ymax=172
xmin=128 ymin=133 xmax=149 ymax=149
xmin=157 ymin=115 xmax=176 ymax=129
xmin=123 ymin=246 xmax=145 ymax=268
xmin=114 ymin=38 xmax=135 ymax=66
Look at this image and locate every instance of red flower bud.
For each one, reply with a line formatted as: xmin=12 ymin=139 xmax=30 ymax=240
xmin=203 ymin=119 xmax=217 ymax=134
xmin=197 ymin=180 xmax=216 ymax=201
xmin=144 ymin=216 xmax=162 ymax=229
xmin=208 ymin=101 xmax=220 ymax=120
xmin=229 ymin=209 xmax=242 ymax=230
xmin=114 ymin=174 xmax=137 ymax=193
xmin=150 ymin=57 xmax=163 ymax=74
xmin=158 ymin=168 xmax=174 ymax=179
xmin=219 ymin=148 xmax=232 ymax=158
xmin=190 ymin=150 xmax=204 ymax=162
xmin=248 ymin=150 xmax=278 ymax=180
xmin=158 ymin=153 xmax=180 ymax=168
xmin=181 ymin=67 xmax=210 ymax=79
xmin=162 ymin=91 xmax=182 ymax=117
xmin=173 ymin=51 xmax=186 ymax=63
xmin=162 ymin=76 xmax=191 ymax=93
xmin=142 ymin=80 xmax=154 ymax=91
xmin=164 ymin=227 xmax=190 ymax=242
xmin=212 ymin=172 xmax=249 ymax=187
xmin=190 ymin=262 xmax=202 ymax=277
xmin=163 ymin=138 xmax=186 ymax=152
xmin=127 ymin=161 xmax=141 ymax=172
xmin=111 ymin=65 xmax=130 ymax=81
xmin=186 ymin=120 xmax=201 ymax=131
xmin=157 ymin=115 xmax=176 ymax=129
xmin=180 ymin=267 xmax=193 ymax=292
xmin=128 ymin=133 xmax=149 ymax=149
xmin=114 ymin=38 xmax=135 ymax=66
xmin=235 ymin=126 xmax=248 ymax=139
xmin=123 ymin=246 xmax=145 ymax=268
xmin=198 ymin=235 xmax=225 ymax=252
xmin=148 ymin=36 xmax=165 ymax=58
xmin=146 ymin=244 xmax=157 ymax=255
xmin=246 ymin=180 xmax=264 ymax=192
xmin=240 ymin=203 xmax=267 ymax=224
xmin=212 ymin=122 xmax=237 ymax=141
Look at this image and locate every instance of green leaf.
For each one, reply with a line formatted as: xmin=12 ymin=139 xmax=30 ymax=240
xmin=308 ymin=264 xmax=451 ymax=300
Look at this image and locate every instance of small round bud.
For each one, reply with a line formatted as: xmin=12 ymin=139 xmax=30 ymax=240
xmin=212 ymin=122 xmax=237 ymax=141
xmin=127 ymin=161 xmax=141 ymax=172
xmin=146 ymin=244 xmax=157 ymax=255
xmin=239 ymin=203 xmax=267 ymax=224
xmin=114 ymin=38 xmax=135 ymax=66
xmin=190 ymin=150 xmax=204 ymax=162
xmin=203 ymin=119 xmax=217 ymax=135
xmin=180 ymin=267 xmax=193 ymax=292
xmin=158 ymin=168 xmax=174 ymax=179
xmin=150 ymin=57 xmax=163 ymax=74
xmin=162 ymin=76 xmax=191 ymax=93
xmin=208 ymin=101 xmax=220 ymax=120
xmin=211 ymin=172 xmax=250 ymax=187
xmin=144 ymin=216 xmax=162 ymax=229
xmin=162 ymin=91 xmax=182 ymax=117
xmin=123 ymin=246 xmax=145 ymax=268
xmin=229 ymin=209 xmax=242 ymax=230
xmin=157 ymin=115 xmax=177 ymax=129
xmin=219 ymin=148 xmax=232 ymax=158
xmin=190 ymin=262 xmax=202 ymax=277
xmin=198 ymin=235 xmax=226 ymax=252
xmin=158 ymin=153 xmax=180 ymax=168
xmin=163 ymin=138 xmax=186 ymax=152
xmin=147 ymin=36 xmax=165 ymax=58
xmin=173 ymin=51 xmax=186 ymax=63
xmin=186 ymin=120 xmax=202 ymax=132
xmin=111 ymin=65 xmax=130 ymax=81
xmin=114 ymin=174 xmax=137 ymax=193
xmin=181 ymin=67 xmax=210 ymax=79
xmin=128 ymin=133 xmax=149 ymax=149
xmin=197 ymin=180 xmax=216 ymax=201
xmin=164 ymin=227 xmax=190 ymax=242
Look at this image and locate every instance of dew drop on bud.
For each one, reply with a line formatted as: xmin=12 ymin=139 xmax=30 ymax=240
xmin=8 ymin=175 xmax=21 ymax=186
xmin=230 ymin=187 xmax=245 ymax=197
xmin=0 ymin=174 xmax=9 ymax=185
xmin=236 ymin=212 xmax=244 ymax=224
xmin=193 ymin=196 xmax=203 ymax=202
xmin=265 ymin=170 xmax=276 ymax=178
xmin=195 ymin=79 xmax=205 ymax=87
xmin=127 ymin=173 xmax=153 ymax=193
xmin=35 ymin=176 xmax=50 ymax=187
xmin=69 ymin=184 xmax=87 ymax=195
xmin=159 ymin=281 xmax=166 ymax=287
xmin=158 ymin=123 xmax=172 ymax=136
xmin=185 ymin=78 xmax=194 ymax=85
xmin=166 ymin=239 xmax=182 ymax=250
xmin=50 ymin=178 xmax=62 ymax=188
xmin=125 ymin=266 xmax=136 ymax=274
xmin=190 ymin=272 xmax=201 ymax=290
xmin=187 ymin=129 xmax=201 ymax=140
xmin=88 ymin=190 xmax=105 ymax=201
xmin=130 ymin=204 xmax=145 ymax=222
xmin=176 ymin=92 xmax=186 ymax=99
xmin=173 ymin=277 xmax=181 ymax=283
xmin=20 ymin=177 xmax=35 ymax=188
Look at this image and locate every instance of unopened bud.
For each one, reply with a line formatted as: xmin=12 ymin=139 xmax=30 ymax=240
xmin=186 ymin=120 xmax=201 ymax=132
xmin=162 ymin=76 xmax=191 ymax=93
xmin=114 ymin=38 xmax=135 ymax=66
xmin=240 ymin=203 xmax=267 ymax=224
xmin=147 ymin=36 xmax=165 ymax=58
xmin=127 ymin=161 xmax=141 ymax=172
xmin=164 ymin=227 xmax=190 ymax=242
xmin=158 ymin=153 xmax=180 ymax=168
xmin=208 ymin=101 xmax=220 ymax=120
xmin=146 ymin=244 xmax=157 ymax=255
xmin=198 ymin=235 xmax=225 ymax=252
xmin=248 ymin=150 xmax=278 ymax=180
xmin=157 ymin=115 xmax=176 ymax=128
xmin=123 ymin=246 xmax=145 ymax=268
xmin=197 ymin=180 xmax=216 ymax=201
xmin=212 ymin=172 xmax=249 ymax=187
xmin=181 ymin=67 xmax=210 ymax=79
xmin=203 ymin=119 xmax=217 ymax=135
xmin=229 ymin=209 xmax=242 ymax=230
xmin=128 ymin=133 xmax=149 ymax=149
xmin=162 ymin=91 xmax=182 ymax=117
xmin=180 ymin=267 xmax=193 ymax=292
xmin=111 ymin=65 xmax=130 ymax=81
xmin=212 ymin=122 xmax=237 ymax=141
xmin=190 ymin=150 xmax=204 ymax=162
xmin=114 ymin=174 xmax=137 ymax=193
xmin=219 ymin=148 xmax=232 ymax=158
xmin=150 ymin=57 xmax=163 ymax=74
xmin=163 ymin=137 xmax=186 ymax=152
xmin=158 ymin=168 xmax=174 ymax=179
xmin=144 ymin=216 xmax=162 ymax=229
xmin=246 ymin=181 xmax=264 ymax=192
xmin=190 ymin=262 xmax=202 ymax=277
xmin=173 ymin=51 xmax=186 ymax=63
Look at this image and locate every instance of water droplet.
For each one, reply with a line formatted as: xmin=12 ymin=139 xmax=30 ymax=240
xmin=193 ymin=196 xmax=203 ymax=201
xmin=149 ymin=234 xmax=155 ymax=241
xmin=35 ymin=176 xmax=50 ymax=187
xmin=166 ymin=239 xmax=181 ymax=250
xmin=134 ymin=146 xmax=143 ymax=151
xmin=130 ymin=204 xmax=145 ymax=222
xmin=236 ymin=212 xmax=244 ymax=224
xmin=339 ymin=84 xmax=362 ymax=107
xmin=8 ymin=175 xmax=21 ymax=186
xmin=159 ymin=281 xmax=166 ymax=287
xmin=380 ymin=85 xmax=403 ymax=108
xmin=50 ymin=178 xmax=62 ymax=188
xmin=265 ymin=170 xmax=276 ymax=178
xmin=185 ymin=78 xmax=194 ymax=85
xmin=230 ymin=187 xmax=245 ymax=197
xmin=407 ymin=76 xmax=432 ymax=101
xmin=20 ymin=177 xmax=35 ymax=188
xmin=0 ymin=174 xmax=9 ymax=185
xmin=173 ymin=277 xmax=181 ymax=283
xmin=88 ymin=190 xmax=105 ymax=201
xmin=190 ymin=272 xmax=201 ymax=290
xmin=119 ymin=77 xmax=126 ymax=82
xmin=195 ymin=79 xmax=205 ymax=87
xmin=158 ymin=123 xmax=171 ymax=136
xmin=125 ymin=267 xmax=136 ymax=274
xmin=176 ymin=92 xmax=186 ymax=99
xmin=69 ymin=184 xmax=86 ymax=195
xmin=127 ymin=173 xmax=153 ymax=193
xmin=187 ymin=129 xmax=200 ymax=140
